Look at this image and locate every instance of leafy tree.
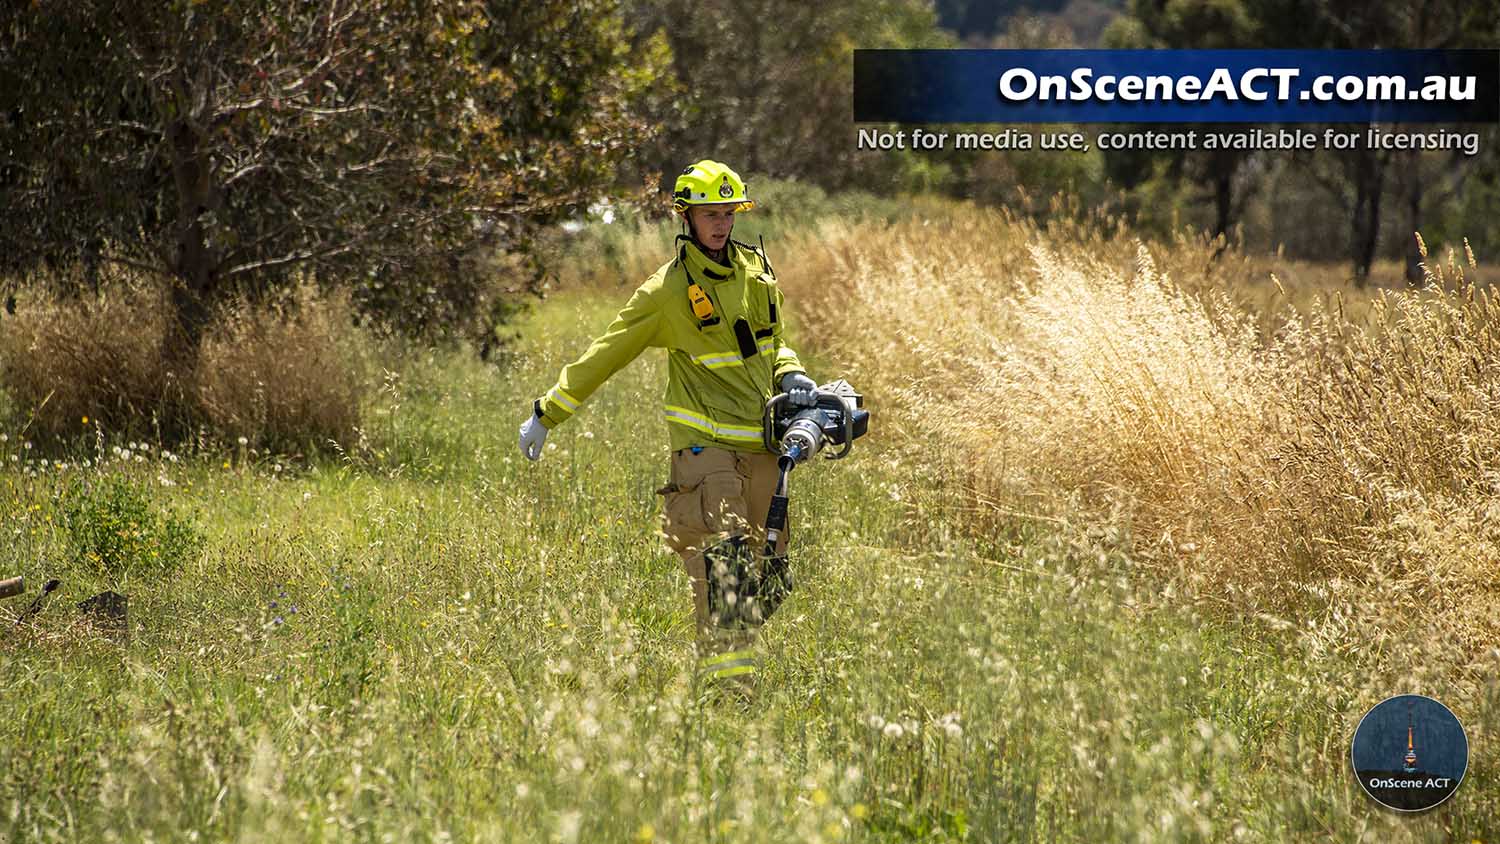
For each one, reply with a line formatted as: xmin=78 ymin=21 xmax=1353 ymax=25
xmin=1107 ymin=0 xmax=1500 ymax=281
xmin=1102 ymin=0 xmax=1262 ymax=251
xmin=1261 ymin=0 xmax=1500 ymax=283
xmin=0 ymin=0 xmax=668 ymax=376
xmin=624 ymin=0 xmax=950 ymax=200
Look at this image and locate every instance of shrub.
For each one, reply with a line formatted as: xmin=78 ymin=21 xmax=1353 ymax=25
xmin=0 ymin=272 xmax=373 ymax=451
xmin=63 ymin=475 xmax=203 ymax=582
xmin=195 ymin=284 xmax=373 ymax=453
xmin=0 ymin=275 xmax=183 ymax=442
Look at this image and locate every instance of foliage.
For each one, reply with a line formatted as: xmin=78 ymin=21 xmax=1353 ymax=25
xmin=623 ymin=0 xmax=953 ymax=198
xmin=1102 ymin=0 xmax=1500 ymax=277
xmin=62 ymin=474 xmax=203 ymax=582
xmin=0 ymin=0 xmax=669 ymax=352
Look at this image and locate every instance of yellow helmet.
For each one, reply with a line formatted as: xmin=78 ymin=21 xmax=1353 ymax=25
xmin=672 ymin=159 xmax=754 ymax=212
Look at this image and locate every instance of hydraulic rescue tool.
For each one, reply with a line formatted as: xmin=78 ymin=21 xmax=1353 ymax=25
xmin=702 ymin=379 xmax=869 ymax=629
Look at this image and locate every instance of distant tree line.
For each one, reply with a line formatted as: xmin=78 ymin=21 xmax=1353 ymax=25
xmin=3 ymin=0 xmax=1498 ymax=372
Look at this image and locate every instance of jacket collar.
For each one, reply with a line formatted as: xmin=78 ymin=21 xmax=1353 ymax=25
xmin=678 ymin=235 xmax=737 ymax=281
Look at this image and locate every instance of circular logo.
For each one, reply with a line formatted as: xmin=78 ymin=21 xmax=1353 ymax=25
xmin=1351 ymin=694 xmax=1467 ymax=812
xmin=719 ymin=181 xmax=734 ymax=198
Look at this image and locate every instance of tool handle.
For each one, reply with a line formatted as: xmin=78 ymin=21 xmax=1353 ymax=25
xmin=0 ymin=577 xmax=23 ymax=599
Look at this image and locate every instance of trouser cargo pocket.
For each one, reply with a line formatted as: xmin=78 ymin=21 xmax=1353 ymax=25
xmin=658 ymin=448 xmax=749 ymax=556
xmin=658 ymin=480 xmax=705 ymax=555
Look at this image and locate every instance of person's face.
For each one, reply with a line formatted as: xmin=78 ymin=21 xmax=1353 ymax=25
xmin=686 ymin=205 xmax=735 ymax=252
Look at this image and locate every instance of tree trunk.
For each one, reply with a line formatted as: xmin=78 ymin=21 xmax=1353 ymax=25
xmin=1350 ymin=179 xmax=1368 ymax=286
xmin=1404 ymin=151 xmax=1425 ymax=286
xmin=1358 ymin=171 xmax=1383 ymax=283
xmin=1350 ymin=148 xmax=1385 ymax=285
xmin=165 ymin=115 xmax=219 ymax=393
xmin=1212 ymin=169 xmax=1233 ymax=258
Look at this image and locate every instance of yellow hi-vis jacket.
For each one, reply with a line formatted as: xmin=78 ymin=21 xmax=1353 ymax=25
xmin=533 ymin=236 xmax=805 ymax=453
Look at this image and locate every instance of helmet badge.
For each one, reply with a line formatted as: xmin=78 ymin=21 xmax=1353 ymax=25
xmin=719 ymin=181 xmax=734 ymax=198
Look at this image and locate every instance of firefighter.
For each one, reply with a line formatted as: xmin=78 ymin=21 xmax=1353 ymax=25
xmin=518 ymin=159 xmax=817 ymax=696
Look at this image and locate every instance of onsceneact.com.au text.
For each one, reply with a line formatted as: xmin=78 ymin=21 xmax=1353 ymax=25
xmin=998 ymin=68 xmax=1479 ymax=103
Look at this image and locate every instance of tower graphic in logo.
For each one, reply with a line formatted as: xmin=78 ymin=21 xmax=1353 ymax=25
xmin=1402 ymin=703 xmax=1418 ymax=774
xmin=1351 ymin=694 xmax=1467 ymax=812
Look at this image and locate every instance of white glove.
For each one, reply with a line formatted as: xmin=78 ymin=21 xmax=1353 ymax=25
xmin=780 ymin=372 xmax=820 ymax=407
xmin=518 ymin=413 xmax=548 ymax=461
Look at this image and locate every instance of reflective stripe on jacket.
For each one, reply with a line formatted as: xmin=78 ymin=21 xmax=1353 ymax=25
xmin=533 ymin=236 xmax=804 ymax=453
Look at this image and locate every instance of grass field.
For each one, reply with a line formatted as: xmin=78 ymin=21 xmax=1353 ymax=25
xmin=3 ymin=216 xmax=1498 ymax=841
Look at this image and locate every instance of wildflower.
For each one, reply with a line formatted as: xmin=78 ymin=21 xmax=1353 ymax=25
xmin=851 ymin=804 xmax=869 ymax=820
xmin=882 ymin=722 xmax=904 ymax=740
xmin=866 ymin=714 xmax=885 ymax=730
xmin=635 ymin=823 xmax=655 ymax=842
xmin=237 ymin=436 xmax=249 ymax=446
xmin=938 ymin=712 xmax=963 ymax=739
xmin=82 ymin=416 xmax=89 ymax=425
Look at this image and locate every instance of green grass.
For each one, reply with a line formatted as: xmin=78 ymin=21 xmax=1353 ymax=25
xmin=0 ymin=289 xmax=1495 ymax=842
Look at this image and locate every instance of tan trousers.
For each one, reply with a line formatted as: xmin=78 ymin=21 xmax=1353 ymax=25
xmin=659 ymin=447 xmax=789 ymax=682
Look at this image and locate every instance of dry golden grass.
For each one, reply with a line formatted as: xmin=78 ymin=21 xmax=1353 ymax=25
xmin=765 ymin=203 xmax=1499 ymax=663
xmin=0 ymin=273 xmax=371 ymax=450
xmin=0 ymin=276 xmax=182 ymax=440
xmin=195 ymin=284 xmax=373 ymax=452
